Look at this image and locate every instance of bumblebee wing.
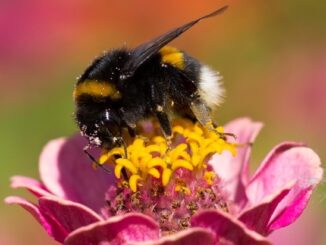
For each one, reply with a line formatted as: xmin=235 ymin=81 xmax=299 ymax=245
xmin=121 ymin=5 xmax=228 ymax=79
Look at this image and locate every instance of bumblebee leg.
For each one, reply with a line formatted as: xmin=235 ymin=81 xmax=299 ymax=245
xmin=115 ymin=136 xmax=128 ymax=158
xmin=156 ymin=110 xmax=172 ymax=139
xmin=190 ymin=98 xmax=212 ymax=126
xmin=155 ymin=110 xmax=173 ymax=151
xmin=190 ymin=98 xmax=236 ymax=140
xmin=124 ymin=125 xmax=149 ymax=148
xmin=127 ymin=126 xmax=136 ymax=138
xmin=120 ymin=110 xmax=137 ymax=130
xmin=83 ymin=145 xmax=111 ymax=174
xmin=149 ymin=83 xmax=173 ymax=145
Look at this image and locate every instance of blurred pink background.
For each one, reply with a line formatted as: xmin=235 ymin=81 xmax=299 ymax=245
xmin=1 ymin=1 xmax=325 ymax=244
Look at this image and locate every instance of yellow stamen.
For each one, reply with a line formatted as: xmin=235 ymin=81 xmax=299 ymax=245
xmin=115 ymin=159 xmax=138 ymax=175
xmin=170 ymin=143 xmax=188 ymax=160
xmin=171 ymin=159 xmax=193 ymax=171
xmin=204 ymin=171 xmax=216 ymax=185
xmin=145 ymin=144 xmax=162 ymax=154
xmin=175 ymin=184 xmax=191 ymax=195
xmin=216 ymin=126 xmax=224 ymax=134
xmin=99 ymin=154 xmax=109 ymax=165
xmin=176 ymin=151 xmax=191 ymax=161
xmin=152 ymin=136 xmax=166 ymax=143
xmin=147 ymin=158 xmax=167 ymax=169
xmin=193 ymin=124 xmax=204 ymax=135
xmin=186 ymin=132 xmax=203 ymax=144
xmin=162 ymin=168 xmax=173 ymax=186
xmin=148 ymin=168 xmax=160 ymax=179
xmin=114 ymin=164 xmax=124 ymax=179
xmin=173 ymin=125 xmax=184 ymax=134
xmin=104 ymin=148 xmax=125 ymax=161
xmin=118 ymin=180 xmax=129 ymax=188
xmin=129 ymin=175 xmax=142 ymax=192
xmin=99 ymin=119 xmax=237 ymax=192
xmin=191 ymin=154 xmax=201 ymax=167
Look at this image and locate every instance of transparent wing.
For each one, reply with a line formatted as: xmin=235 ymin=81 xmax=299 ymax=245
xmin=121 ymin=5 xmax=228 ymax=79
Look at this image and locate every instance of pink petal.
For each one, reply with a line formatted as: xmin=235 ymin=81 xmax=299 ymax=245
xmin=39 ymin=196 xmax=102 ymax=237
xmin=191 ymin=210 xmax=271 ymax=245
xmin=64 ymin=213 xmax=159 ymax=245
xmin=4 ymin=196 xmax=66 ymax=243
xmin=141 ymin=228 xmax=214 ymax=245
xmin=10 ymin=176 xmax=53 ymax=197
xmin=246 ymin=142 xmax=323 ymax=231
xmin=269 ymin=208 xmax=323 ymax=245
xmin=209 ymin=118 xmax=263 ymax=206
xmin=268 ymin=186 xmax=313 ymax=231
xmin=239 ymin=187 xmax=292 ymax=235
xmin=39 ymin=135 xmax=115 ymax=212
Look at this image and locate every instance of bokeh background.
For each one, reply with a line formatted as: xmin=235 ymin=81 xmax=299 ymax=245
xmin=1 ymin=0 xmax=325 ymax=244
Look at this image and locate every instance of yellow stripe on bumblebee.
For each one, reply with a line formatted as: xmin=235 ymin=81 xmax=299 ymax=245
xmin=73 ymin=80 xmax=121 ymax=100
xmin=159 ymin=46 xmax=185 ymax=70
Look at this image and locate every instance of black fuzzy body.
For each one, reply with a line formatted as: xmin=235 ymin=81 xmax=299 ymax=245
xmin=74 ymin=48 xmax=202 ymax=148
xmin=73 ymin=6 xmax=228 ymax=149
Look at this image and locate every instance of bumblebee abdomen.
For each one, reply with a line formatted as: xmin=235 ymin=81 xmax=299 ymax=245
xmin=197 ymin=65 xmax=224 ymax=108
xmin=159 ymin=46 xmax=224 ymax=110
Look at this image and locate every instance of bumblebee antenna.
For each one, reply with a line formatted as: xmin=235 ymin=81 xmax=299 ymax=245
xmin=83 ymin=145 xmax=111 ymax=174
xmin=117 ymin=137 xmax=128 ymax=158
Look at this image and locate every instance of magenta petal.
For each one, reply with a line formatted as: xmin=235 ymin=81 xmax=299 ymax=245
xmin=39 ymin=196 xmax=102 ymax=238
xmin=142 ymin=228 xmax=214 ymax=245
xmin=4 ymin=196 xmax=66 ymax=243
xmin=239 ymin=187 xmax=291 ymax=235
xmin=269 ymin=208 xmax=323 ymax=245
xmin=39 ymin=135 xmax=115 ymax=212
xmin=209 ymin=118 xmax=263 ymax=206
xmin=10 ymin=176 xmax=53 ymax=197
xmin=246 ymin=142 xmax=323 ymax=231
xmin=191 ymin=210 xmax=271 ymax=245
xmin=268 ymin=186 xmax=314 ymax=231
xmin=64 ymin=213 xmax=160 ymax=245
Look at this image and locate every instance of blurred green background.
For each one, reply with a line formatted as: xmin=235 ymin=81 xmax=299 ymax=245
xmin=0 ymin=0 xmax=325 ymax=244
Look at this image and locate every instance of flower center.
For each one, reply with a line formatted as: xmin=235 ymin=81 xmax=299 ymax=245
xmin=99 ymin=119 xmax=237 ymax=234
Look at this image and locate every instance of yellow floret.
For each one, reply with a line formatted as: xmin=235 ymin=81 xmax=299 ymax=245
xmin=98 ymin=119 xmax=237 ymax=192
xmin=175 ymin=184 xmax=191 ymax=195
xmin=129 ymin=175 xmax=142 ymax=192
xmin=204 ymin=171 xmax=216 ymax=185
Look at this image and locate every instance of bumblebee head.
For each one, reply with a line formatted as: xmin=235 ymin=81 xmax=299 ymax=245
xmin=76 ymin=103 xmax=122 ymax=149
xmin=74 ymin=49 xmax=131 ymax=150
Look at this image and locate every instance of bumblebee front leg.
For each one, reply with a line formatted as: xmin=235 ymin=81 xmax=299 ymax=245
xmin=127 ymin=124 xmax=149 ymax=144
xmin=149 ymin=84 xmax=173 ymax=145
xmin=156 ymin=109 xmax=172 ymax=141
xmin=155 ymin=110 xmax=173 ymax=150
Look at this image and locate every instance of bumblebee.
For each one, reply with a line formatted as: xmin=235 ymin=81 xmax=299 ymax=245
xmin=74 ymin=6 xmax=228 ymax=156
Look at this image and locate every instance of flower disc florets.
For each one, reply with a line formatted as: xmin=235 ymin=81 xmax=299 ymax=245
xmin=99 ymin=120 xmax=237 ymax=234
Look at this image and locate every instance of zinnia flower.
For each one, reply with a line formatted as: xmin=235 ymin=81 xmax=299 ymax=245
xmin=5 ymin=118 xmax=323 ymax=245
